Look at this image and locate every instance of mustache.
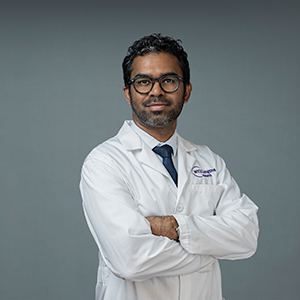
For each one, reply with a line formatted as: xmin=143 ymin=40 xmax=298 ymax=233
xmin=143 ymin=97 xmax=171 ymax=106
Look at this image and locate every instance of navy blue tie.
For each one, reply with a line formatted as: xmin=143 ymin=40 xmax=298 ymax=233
xmin=153 ymin=145 xmax=178 ymax=186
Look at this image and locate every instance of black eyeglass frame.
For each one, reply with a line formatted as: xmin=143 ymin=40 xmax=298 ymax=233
xmin=128 ymin=74 xmax=184 ymax=94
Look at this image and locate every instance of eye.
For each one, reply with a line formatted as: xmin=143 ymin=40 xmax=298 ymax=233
xmin=162 ymin=77 xmax=177 ymax=84
xmin=136 ymin=78 xmax=151 ymax=86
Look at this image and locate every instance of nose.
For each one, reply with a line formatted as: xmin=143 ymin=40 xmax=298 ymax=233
xmin=149 ymin=80 xmax=164 ymax=96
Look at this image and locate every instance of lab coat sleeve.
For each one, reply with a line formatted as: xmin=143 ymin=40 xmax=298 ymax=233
xmin=80 ymin=156 xmax=215 ymax=282
xmin=174 ymin=154 xmax=259 ymax=259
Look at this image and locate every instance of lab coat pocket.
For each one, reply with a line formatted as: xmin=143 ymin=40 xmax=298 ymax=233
xmin=189 ymin=184 xmax=224 ymax=216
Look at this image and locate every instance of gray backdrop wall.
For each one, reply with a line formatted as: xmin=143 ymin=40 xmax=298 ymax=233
xmin=1 ymin=0 xmax=299 ymax=299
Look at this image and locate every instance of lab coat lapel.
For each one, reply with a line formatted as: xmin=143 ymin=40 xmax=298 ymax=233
xmin=117 ymin=121 xmax=171 ymax=179
xmin=177 ymin=135 xmax=197 ymax=201
xmin=139 ymin=145 xmax=171 ymax=179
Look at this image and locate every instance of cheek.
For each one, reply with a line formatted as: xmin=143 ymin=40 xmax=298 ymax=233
xmin=174 ymin=89 xmax=186 ymax=103
xmin=131 ymin=91 xmax=148 ymax=104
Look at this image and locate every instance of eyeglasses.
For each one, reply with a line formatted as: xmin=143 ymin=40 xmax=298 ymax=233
xmin=129 ymin=74 xmax=184 ymax=94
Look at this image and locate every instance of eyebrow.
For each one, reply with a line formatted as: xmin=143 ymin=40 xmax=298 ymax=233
xmin=132 ymin=72 xmax=179 ymax=79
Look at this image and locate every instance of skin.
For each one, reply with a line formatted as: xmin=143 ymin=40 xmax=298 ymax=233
xmin=123 ymin=52 xmax=192 ymax=143
xmin=123 ymin=52 xmax=192 ymax=241
xmin=146 ymin=215 xmax=180 ymax=241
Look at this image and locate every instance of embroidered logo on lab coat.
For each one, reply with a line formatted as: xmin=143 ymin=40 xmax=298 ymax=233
xmin=192 ymin=166 xmax=216 ymax=178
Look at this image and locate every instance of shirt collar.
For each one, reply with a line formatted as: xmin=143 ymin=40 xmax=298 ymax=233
xmin=129 ymin=120 xmax=177 ymax=157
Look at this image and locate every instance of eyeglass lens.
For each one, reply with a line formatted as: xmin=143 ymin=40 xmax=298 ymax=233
xmin=134 ymin=76 xmax=180 ymax=93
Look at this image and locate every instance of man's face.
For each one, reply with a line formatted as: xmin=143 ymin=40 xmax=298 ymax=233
xmin=123 ymin=52 xmax=192 ymax=130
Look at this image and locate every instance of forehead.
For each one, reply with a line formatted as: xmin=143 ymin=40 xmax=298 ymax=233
xmin=131 ymin=52 xmax=182 ymax=77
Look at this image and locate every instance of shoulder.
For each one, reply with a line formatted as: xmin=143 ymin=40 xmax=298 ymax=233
xmin=177 ymin=134 xmax=225 ymax=171
xmin=83 ymin=121 xmax=136 ymax=164
xmin=83 ymin=135 xmax=123 ymax=165
xmin=178 ymin=134 xmax=218 ymax=158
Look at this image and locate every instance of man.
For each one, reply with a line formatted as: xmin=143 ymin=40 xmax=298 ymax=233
xmin=80 ymin=33 xmax=259 ymax=300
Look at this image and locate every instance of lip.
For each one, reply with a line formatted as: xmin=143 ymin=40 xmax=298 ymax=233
xmin=147 ymin=103 xmax=168 ymax=111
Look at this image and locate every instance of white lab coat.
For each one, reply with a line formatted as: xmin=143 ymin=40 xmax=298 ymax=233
xmin=80 ymin=120 xmax=259 ymax=300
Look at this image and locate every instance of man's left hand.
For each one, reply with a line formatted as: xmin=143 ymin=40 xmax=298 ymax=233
xmin=146 ymin=216 xmax=179 ymax=241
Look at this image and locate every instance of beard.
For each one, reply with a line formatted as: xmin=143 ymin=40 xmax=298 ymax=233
xmin=130 ymin=94 xmax=185 ymax=128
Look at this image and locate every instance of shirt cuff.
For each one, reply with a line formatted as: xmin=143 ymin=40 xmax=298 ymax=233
xmin=173 ymin=214 xmax=189 ymax=250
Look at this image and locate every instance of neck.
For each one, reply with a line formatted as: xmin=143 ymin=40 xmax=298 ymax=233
xmin=132 ymin=117 xmax=177 ymax=142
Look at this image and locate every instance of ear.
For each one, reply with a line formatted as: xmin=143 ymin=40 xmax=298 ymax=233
xmin=183 ymin=83 xmax=192 ymax=103
xmin=123 ymin=86 xmax=131 ymax=105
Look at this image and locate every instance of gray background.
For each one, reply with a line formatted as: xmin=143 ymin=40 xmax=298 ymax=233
xmin=1 ymin=0 xmax=299 ymax=299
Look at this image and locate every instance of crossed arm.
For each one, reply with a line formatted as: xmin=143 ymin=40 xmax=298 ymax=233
xmin=146 ymin=216 xmax=179 ymax=241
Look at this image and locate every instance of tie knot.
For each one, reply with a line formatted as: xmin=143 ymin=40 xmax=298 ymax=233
xmin=153 ymin=144 xmax=173 ymax=158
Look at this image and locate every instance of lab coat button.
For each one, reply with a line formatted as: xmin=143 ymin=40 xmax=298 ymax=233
xmin=177 ymin=205 xmax=183 ymax=212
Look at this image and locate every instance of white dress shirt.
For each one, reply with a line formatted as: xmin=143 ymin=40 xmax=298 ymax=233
xmin=130 ymin=120 xmax=178 ymax=170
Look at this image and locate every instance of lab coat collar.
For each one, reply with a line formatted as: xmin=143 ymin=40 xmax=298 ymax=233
xmin=117 ymin=120 xmax=198 ymax=191
xmin=117 ymin=121 xmax=143 ymax=150
xmin=129 ymin=120 xmax=178 ymax=158
xmin=117 ymin=121 xmax=171 ymax=180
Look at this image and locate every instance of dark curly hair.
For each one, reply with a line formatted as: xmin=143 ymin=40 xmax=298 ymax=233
xmin=122 ymin=33 xmax=190 ymax=87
